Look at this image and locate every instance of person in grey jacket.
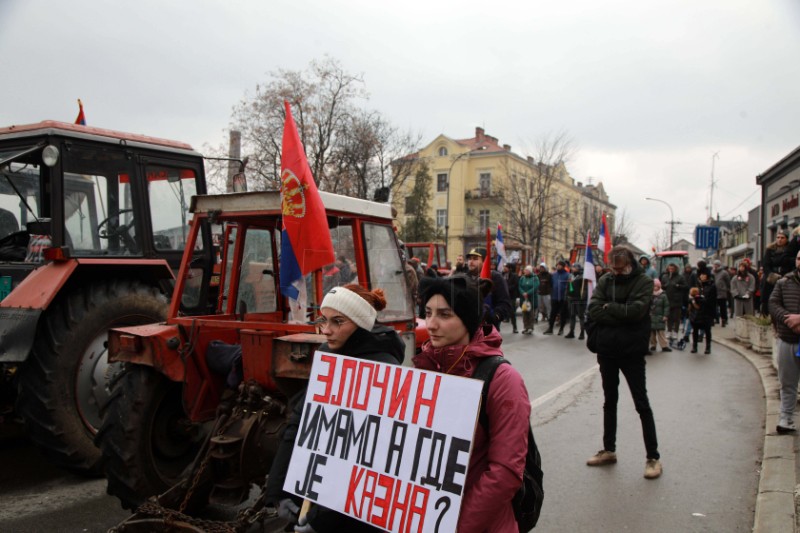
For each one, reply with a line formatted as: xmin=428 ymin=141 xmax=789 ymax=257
xmin=768 ymin=249 xmax=800 ymax=433
xmin=731 ymin=261 xmax=756 ymax=316
xmin=713 ymin=260 xmax=731 ymax=326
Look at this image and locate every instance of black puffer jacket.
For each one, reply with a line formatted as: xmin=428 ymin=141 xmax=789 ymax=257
xmin=770 ymin=271 xmax=800 ymax=343
xmin=688 ymin=278 xmax=717 ymax=327
xmin=587 ymin=262 xmax=653 ymax=357
xmin=265 ymin=325 xmax=405 ymax=533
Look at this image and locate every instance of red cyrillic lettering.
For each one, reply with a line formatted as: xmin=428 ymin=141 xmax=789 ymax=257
xmin=412 ymin=374 xmax=441 ymax=428
xmin=312 ymin=354 xmax=337 ymax=403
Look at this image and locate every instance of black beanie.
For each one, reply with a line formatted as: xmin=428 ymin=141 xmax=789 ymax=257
xmin=419 ymin=274 xmax=484 ymax=339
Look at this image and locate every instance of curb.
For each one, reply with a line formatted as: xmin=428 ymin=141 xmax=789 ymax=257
xmin=714 ymin=335 xmax=796 ymax=533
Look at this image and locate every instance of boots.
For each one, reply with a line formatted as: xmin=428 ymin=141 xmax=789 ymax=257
xmin=578 ymin=330 xmax=585 ymax=340
xmin=565 ymin=330 xmax=575 ymax=339
xmin=690 ymin=343 xmax=697 ymax=354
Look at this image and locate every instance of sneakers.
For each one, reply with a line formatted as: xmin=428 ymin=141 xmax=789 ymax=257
xmin=777 ymin=418 xmax=797 ymax=434
xmin=644 ymin=459 xmax=663 ymax=479
xmin=586 ymin=450 xmax=617 ymax=466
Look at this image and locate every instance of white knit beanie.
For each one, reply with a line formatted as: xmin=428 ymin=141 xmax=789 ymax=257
xmin=320 ymin=287 xmax=377 ymax=331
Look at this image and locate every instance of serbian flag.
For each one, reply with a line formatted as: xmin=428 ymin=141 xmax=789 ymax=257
xmin=279 ymin=100 xmax=335 ymax=322
xmin=495 ymin=223 xmax=507 ymax=271
xmin=480 ymin=228 xmax=492 ymax=280
xmin=584 ymin=231 xmax=597 ymax=302
xmin=598 ymin=212 xmax=611 ymax=264
xmin=74 ymin=99 xmax=86 ymax=125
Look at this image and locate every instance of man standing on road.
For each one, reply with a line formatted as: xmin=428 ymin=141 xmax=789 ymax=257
xmin=660 ymin=263 xmax=686 ymax=346
xmin=544 ymin=260 xmax=570 ymax=335
xmin=537 ymin=263 xmax=552 ymax=325
xmin=466 ymin=247 xmax=512 ymax=331
xmin=768 ymin=249 xmax=800 ymax=434
xmin=585 ymin=245 xmax=662 ymax=479
xmin=713 ymin=260 xmax=731 ymax=326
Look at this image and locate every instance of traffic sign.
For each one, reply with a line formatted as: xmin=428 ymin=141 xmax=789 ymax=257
xmin=694 ymin=226 xmax=720 ymax=250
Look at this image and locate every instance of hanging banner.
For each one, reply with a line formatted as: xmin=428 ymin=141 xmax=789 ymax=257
xmin=284 ymin=351 xmax=483 ymax=533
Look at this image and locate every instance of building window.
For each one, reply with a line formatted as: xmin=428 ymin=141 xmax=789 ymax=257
xmin=479 ymin=173 xmax=491 ymax=196
xmin=438 ymin=146 xmax=448 ymax=157
xmin=436 ymin=209 xmax=447 ymax=228
xmin=479 ymin=209 xmax=490 ymax=232
xmin=404 ymin=196 xmax=415 ymax=213
xmin=437 ymin=173 xmax=448 ymax=192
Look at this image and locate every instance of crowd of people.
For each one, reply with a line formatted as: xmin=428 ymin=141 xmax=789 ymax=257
xmin=266 ymin=228 xmax=800 ymax=531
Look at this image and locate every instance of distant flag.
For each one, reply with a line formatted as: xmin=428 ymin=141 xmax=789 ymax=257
xmin=279 ymin=100 xmax=335 ymax=322
xmin=480 ymin=228 xmax=492 ymax=280
xmin=584 ymin=231 xmax=597 ymax=302
xmin=598 ymin=212 xmax=612 ymax=264
xmin=74 ymin=99 xmax=86 ymax=125
xmin=495 ymin=223 xmax=507 ymax=271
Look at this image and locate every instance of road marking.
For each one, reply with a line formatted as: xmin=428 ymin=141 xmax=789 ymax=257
xmin=531 ymin=365 xmax=596 ymax=408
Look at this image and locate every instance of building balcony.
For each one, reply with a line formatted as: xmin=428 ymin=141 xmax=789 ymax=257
xmin=465 ymin=188 xmax=502 ymax=200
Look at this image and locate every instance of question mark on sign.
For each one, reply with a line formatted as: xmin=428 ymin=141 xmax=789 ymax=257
xmin=434 ymin=496 xmax=451 ymax=533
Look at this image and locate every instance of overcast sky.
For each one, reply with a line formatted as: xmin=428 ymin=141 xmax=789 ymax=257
xmin=2 ymin=0 xmax=798 ymax=251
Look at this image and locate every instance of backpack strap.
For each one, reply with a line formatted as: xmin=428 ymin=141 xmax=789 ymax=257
xmin=473 ymin=356 xmax=509 ymax=432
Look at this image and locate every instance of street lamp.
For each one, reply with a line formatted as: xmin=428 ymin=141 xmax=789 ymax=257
xmin=645 ymin=197 xmax=677 ymax=250
xmin=445 ymin=151 xmax=472 ymax=249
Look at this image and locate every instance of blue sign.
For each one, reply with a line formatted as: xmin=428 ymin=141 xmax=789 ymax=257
xmin=695 ymin=226 xmax=720 ymax=250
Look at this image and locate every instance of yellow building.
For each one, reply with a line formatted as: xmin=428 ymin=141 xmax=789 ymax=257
xmin=393 ymin=127 xmax=615 ymax=267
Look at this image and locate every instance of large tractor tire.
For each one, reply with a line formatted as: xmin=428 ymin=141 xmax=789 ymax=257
xmin=96 ymin=364 xmax=208 ymax=510
xmin=15 ymin=279 xmax=168 ymax=475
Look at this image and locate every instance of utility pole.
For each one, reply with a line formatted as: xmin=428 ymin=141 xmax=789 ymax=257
xmin=708 ymin=151 xmax=719 ymax=222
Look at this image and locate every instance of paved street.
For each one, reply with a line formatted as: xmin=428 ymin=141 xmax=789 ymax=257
xmin=0 ymin=322 xmax=768 ymax=532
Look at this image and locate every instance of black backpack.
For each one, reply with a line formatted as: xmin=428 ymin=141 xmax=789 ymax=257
xmin=474 ymin=356 xmax=544 ymax=531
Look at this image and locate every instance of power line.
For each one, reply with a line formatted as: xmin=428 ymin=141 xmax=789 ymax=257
xmin=720 ymin=189 xmax=759 ymax=218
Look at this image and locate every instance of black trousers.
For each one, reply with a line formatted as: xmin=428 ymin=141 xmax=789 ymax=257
xmin=598 ymin=355 xmax=660 ymax=460
xmin=548 ymin=299 xmax=570 ymax=331
xmin=716 ymin=298 xmax=728 ymax=324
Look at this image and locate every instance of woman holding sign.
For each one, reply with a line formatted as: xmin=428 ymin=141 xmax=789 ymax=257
xmin=415 ymin=275 xmax=533 ymax=532
xmin=266 ymin=284 xmax=405 ymax=533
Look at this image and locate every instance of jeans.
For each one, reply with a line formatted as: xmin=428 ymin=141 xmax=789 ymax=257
xmin=777 ymin=338 xmax=800 ymax=420
xmin=598 ymin=355 xmax=660 ymax=460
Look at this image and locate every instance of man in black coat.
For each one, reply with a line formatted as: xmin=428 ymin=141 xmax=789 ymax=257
xmin=503 ymin=263 xmax=521 ymax=333
xmin=466 ymin=247 xmax=512 ymax=330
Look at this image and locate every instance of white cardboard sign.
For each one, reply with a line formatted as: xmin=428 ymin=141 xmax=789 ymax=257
xmin=283 ymin=351 xmax=483 ymax=533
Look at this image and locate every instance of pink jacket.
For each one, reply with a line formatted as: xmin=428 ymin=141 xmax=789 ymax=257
xmin=414 ymin=327 xmax=532 ymax=533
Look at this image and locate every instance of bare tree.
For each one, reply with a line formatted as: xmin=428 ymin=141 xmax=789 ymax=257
xmin=200 ymin=56 xmax=420 ymax=200
xmin=493 ymin=132 xmax=576 ymax=262
xmin=613 ymin=207 xmax=637 ymax=245
xmin=649 ymin=227 xmax=671 ymax=253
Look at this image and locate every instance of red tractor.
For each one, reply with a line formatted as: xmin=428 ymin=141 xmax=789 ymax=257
xmin=0 ymin=121 xmax=214 ymax=475
xmin=405 ymin=241 xmax=449 ymax=275
xmin=99 ymin=189 xmax=417 ymax=530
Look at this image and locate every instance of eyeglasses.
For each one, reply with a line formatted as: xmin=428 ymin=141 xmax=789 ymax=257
xmin=314 ymin=316 xmax=353 ymax=330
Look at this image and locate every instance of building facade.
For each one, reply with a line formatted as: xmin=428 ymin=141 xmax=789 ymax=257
xmin=757 ymin=144 xmax=800 ymax=253
xmin=392 ymin=127 xmax=616 ymax=267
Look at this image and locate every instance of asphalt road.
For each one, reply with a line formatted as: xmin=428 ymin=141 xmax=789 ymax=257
xmin=0 ymin=321 xmax=763 ymax=533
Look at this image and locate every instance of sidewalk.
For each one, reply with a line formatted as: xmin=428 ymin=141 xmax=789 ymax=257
xmin=713 ymin=325 xmax=797 ymax=533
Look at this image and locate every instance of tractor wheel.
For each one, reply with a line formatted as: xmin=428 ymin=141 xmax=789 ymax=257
xmin=15 ymin=279 xmax=168 ymax=475
xmin=96 ymin=364 xmax=208 ymax=510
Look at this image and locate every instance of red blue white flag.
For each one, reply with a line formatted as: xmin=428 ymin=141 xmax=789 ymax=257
xmin=584 ymin=231 xmax=597 ymax=302
xmin=598 ymin=212 xmax=611 ymax=265
xmin=279 ymin=100 xmax=334 ymax=321
xmin=74 ymin=99 xmax=86 ymax=125
xmin=495 ymin=223 xmax=507 ymax=271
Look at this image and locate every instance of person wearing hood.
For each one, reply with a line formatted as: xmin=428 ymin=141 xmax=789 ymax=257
xmin=267 ymin=284 xmax=405 ymax=533
xmin=648 ymin=279 xmax=671 ymax=354
xmin=585 ymin=246 xmax=662 ymax=480
xmin=414 ymin=274 xmax=532 ymax=532
xmin=639 ymin=255 xmax=658 ymax=280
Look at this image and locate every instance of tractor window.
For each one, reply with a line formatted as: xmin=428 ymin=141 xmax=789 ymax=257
xmin=0 ymin=157 xmax=40 ymax=241
xmin=322 ymin=223 xmax=358 ymax=295
xmin=62 ymin=146 xmax=139 ymax=256
xmin=408 ymin=245 xmax=431 ymax=266
xmin=363 ymin=223 xmax=413 ymax=321
xmin=236 ymin=228 xmax=276 ymax=314
xmin=147 ymin=166 xmax=197 ymax=251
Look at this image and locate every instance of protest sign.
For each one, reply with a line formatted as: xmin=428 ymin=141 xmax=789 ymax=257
xmin=284 ymin=351 xmax=483 ymax=533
